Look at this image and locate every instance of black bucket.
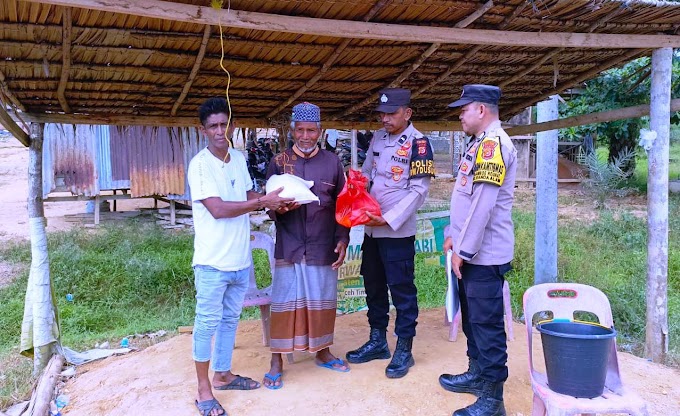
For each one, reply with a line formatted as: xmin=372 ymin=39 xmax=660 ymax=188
xmin=536 ymin=320 xmax=616 ymax=398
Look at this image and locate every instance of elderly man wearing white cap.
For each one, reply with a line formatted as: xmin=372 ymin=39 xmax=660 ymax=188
xmin=262 ymin=102 xmax=351 ymax=389
xmin=439 ymin=85 xmax=517 ymax=416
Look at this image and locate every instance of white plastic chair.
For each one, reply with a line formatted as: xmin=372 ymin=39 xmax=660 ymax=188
xmin=523 ymin=283 xmax=648 ymax=416
xmin=445 ymin=280 xmax=514 ymax=342
xmin=243 ymin=231 xmax=275 ymax=346
xmin=244 ymin=231 xmax=294 ymax=364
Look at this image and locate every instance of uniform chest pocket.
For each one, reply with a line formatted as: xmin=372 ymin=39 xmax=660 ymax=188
xmin=455 ymin=172 xmax=473 ymax=195
xmin=384 ymin=164 xmax=408 ymax=188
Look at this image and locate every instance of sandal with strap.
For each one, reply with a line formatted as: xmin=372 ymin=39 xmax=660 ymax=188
xmin=195 ymin=398 xmax=226 ymax=416
xmin=214 ymin=375 xmax=261 ymax=390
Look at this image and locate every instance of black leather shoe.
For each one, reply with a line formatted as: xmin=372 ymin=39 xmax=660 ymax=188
xmin=439 ymin=358 xmax=483 ymax=395
xmin=385 ymin=337 xmax=414 ymax=378
xmin=346 ymin=328 xmax=391 ymax=364
xmin=452 ymin=380 xmax=506 ymax=416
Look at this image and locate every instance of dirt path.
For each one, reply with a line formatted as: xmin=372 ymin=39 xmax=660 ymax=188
xmin=59 ymin=309 xmax=678 ymax=416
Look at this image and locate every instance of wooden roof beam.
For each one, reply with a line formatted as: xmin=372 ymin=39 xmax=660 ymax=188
xmin=265 ymin=0 xmax=390 ymax=120
xmin=498 ymin=7 xmax=623 ymax=91
xmin=438 ymin=7 xmax=626 ymax=120
xmin=333 ymin=0 xmax=495 ymax=120
xmin=411 ymin=0 xmax=526 ymax=100
xmin=171 ymin=25 xmax=211 ymax=116
xmin=0 ymin=69 xmax=26 ymax=112
xmin=505 ymin=98 xmax=680 ymax=137
xmin=57 ymin=7 xmax=72 ymax=113
xmin=503 ymin=48 xmax=646 ymax=117
xmin=0 ymin=106 xmax=30 ymax=146
xmin=15 ymin=111 xmax=462 ymax=131
xmin=21 ymin=0 xmax=680 ymax=48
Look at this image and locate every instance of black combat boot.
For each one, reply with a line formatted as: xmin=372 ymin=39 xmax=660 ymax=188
xmin=452 ymin=380 xmax=506 ymax=416
xmin=385 ymin=337 xmax=414 ymax=378
xmin=439 ymin=358 xmax=484 ymax=396
xmin=346 ymin=328 xmax=391 ymax=364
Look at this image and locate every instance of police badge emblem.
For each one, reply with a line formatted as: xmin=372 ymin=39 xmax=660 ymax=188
xmin=396 ymin=140 xmax=411 ymax=157
xmin=391 ymin=166 xmax=404 ymax=181
xmin=380 ymin=94 xmax=388 ymax=103
xmin=481 ymin=140 xmax=498 ymax=160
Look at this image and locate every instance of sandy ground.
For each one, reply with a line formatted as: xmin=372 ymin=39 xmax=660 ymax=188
xmin=58 ymin=310 xmax=679 ymax=416
xmin=2 ymin=134 xmax=678 ymax=415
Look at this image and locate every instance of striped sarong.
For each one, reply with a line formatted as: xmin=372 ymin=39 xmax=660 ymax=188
xmin=269 ymin=259 xmax=338 ymax=353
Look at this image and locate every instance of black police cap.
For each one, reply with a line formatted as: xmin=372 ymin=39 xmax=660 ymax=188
xmin=375 ymin=88 xmax=411 ymax=113
xmin=448 ymin=84 xmax=501 ymax=108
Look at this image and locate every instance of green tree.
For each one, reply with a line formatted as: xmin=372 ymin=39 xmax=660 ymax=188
xmin=559 ymin=54 xmax=680 ymax=173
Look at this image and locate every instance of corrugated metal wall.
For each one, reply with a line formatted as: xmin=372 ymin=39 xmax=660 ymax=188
xmin=43 ymin=124 xmax=205 ymax=200
xmin=43 ymin=124 xmax=100 ymax=197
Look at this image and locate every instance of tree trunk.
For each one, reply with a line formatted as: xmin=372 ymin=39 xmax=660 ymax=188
xmin=20 ymin=123 xmax=60 ymax=375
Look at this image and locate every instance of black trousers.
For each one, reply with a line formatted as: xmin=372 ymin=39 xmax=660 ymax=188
xmin=459 ymin=262 xmax=511 ymax=382
xmin=360 ymin=235 xmax=418 ymax=338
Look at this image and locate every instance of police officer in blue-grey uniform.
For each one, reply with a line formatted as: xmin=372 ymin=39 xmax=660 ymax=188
xmin=439 ymin=84 xmax=517 ymax=416
xmin=345 ymin=88 xmax=434 ymax=379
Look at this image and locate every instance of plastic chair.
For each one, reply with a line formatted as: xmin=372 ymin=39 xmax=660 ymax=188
xmin=244 ymin=231 xmax=294 ymax=364
xmin=445 ymin=280 xmax=514 ymax=342
xmin=243 ymin=231 xmax=275 ymax=346
xmin=523 ymin=283 xmax=648 ymax=416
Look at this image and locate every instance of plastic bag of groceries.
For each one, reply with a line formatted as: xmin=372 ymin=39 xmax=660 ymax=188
xmin=335 ymin=169 xmax=382 ymax=227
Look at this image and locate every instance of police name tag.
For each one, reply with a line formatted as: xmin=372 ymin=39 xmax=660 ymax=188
xmin=473 ymin=136 xmax=506 ymax=186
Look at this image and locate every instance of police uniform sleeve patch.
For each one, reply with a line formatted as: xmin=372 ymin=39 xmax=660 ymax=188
xmin=409 ymin=137 xmax=435 ymax=178
xmin=473 ymin=136 xmax=506 ymax=186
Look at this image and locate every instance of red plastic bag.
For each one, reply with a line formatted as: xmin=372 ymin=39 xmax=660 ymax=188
xmin=335 ymin=169 xmax=382 ymax=228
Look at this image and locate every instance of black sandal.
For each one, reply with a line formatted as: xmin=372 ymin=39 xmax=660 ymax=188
xmin=214 ymin=375 xmax=261 ymax=390
xmin=195 ymin=398 xmax=226 ymax=416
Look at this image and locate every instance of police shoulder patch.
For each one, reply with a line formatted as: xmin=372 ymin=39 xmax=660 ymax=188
xmin=473 ymin=136 xmax=505 ymax=186
xmin=409 ymin=137 xmax=435 ymax=178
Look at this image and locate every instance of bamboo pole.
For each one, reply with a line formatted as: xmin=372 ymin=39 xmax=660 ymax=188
xmin=645 ymin=47 xmax=672 ymax=364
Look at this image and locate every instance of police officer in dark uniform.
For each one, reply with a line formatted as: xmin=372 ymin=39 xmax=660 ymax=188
xmin=345 ymin=88 xmax=434 ymax=379
xmin=439 ymin=85 xmax=517 ymax=416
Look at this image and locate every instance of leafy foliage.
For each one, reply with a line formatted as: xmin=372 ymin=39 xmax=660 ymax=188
xmin=582 ymin=147 xmax=636 ymax=208
xmin=559 ymin=54 xmax=680 ymax=171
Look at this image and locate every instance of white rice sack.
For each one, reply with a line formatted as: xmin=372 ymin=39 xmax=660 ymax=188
xmin=265 ymin=173 xmax=320 ymax=204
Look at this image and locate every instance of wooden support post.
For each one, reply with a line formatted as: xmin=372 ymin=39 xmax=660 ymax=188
xmin=645 ymin=47 xmax=672 ymax=363
xmin=449 ymin=131 xmax=455 ymax=174
xmin=351 ymin=130 xmax=358 ymax=171
xmin=94 ymin=195 xmax=100 ymax=225
xmin=112 ymin=189 xmax=117 ymax=212
xmin=28 ymin=124 xmax=44 ymax=219
xmin=534 ymin=96 xmax=559 ymax=284
xmin=25 ymin=123 xmax=58 ymax=375
xmin=170 ymin=200 xmax=176 ymax=225
xmin=21 ymin=354 xmax=65 ymax=416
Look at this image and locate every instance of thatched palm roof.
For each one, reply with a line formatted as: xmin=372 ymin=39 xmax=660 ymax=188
xmin=1 ymin=0 xmax=679 ymax=133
